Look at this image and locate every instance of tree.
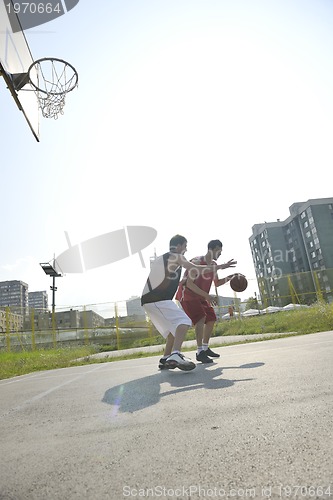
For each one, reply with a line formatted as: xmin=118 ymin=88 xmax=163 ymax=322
xmin=245 ymin=296 xmax=262 ymax=311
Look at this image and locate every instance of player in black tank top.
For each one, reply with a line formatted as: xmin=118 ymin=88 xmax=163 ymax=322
xmin=141 ymin=252 xmax=182 ymax=305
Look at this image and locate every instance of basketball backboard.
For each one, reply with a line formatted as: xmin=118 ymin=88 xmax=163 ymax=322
xmin=0 ymin=0 xmax=40 ymax=141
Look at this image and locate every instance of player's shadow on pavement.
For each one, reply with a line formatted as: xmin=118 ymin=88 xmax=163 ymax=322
xmin=102 ymin=362 xmax=265 ymax=414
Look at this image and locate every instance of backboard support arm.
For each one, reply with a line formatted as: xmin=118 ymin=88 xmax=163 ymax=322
xmin=0 ymin=63 xmax=40 ymax=142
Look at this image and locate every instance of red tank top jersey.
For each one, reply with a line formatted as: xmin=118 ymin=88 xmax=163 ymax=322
xmin=176 ymin=256 xmax=216 ymax=301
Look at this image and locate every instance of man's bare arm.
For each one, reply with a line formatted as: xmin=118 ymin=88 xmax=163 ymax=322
xmin=185 ymin=278 xmax=210 ymax=300
xmin=173 ymin=254 xmax=237 ymax=274
xmin=215 ymin=274 xmax=236 ymax=287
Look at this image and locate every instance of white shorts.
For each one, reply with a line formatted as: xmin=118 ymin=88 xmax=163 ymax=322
xmin=143 ymin=300 xmax=192 ymax=339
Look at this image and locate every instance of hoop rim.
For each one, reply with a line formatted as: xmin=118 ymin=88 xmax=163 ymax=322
xmin=28 ymin=57 xmax=79 ymax=96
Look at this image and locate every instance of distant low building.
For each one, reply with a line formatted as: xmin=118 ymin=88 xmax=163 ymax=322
xmin=0 ymin=308 xmax=24 ymax=332
xmin=126 ymin=296 xmax=146 ymax=319
xmin=26 ymin=308 xmax=106 ymax=331
xmin=55 ymin=309 xmax=80 ymax=329
xmin=80 ymin=310 xmax=105 ymax=328
xmin=214 ymin=295 xmax=241 ymax=319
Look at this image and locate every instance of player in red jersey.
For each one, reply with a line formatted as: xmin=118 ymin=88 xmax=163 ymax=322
xmin=142 ymin=235 xmax=234 ymax=370
xmin=176 ymin=240 xmax=237 ymax=363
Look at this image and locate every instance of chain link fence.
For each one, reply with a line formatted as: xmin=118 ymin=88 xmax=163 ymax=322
xmin=1 ymin=269 xmax=332 ymax=352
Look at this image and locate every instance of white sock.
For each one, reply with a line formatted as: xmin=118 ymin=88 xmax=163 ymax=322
xmin=171 ymin=350 xmax=180 ymax=355
xmin=197 ymin=346 xmax=204 ymax=354
xmin=202 ymin=343 xmax=209 ymax=351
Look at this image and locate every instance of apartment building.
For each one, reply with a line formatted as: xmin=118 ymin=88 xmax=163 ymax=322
xmin=28 ymin=291 xmax=48 ymax=313
xmin=0 ymin=280 xmax=29 ymax=316
xmin=249 ymin=198 xmax=333 ymax=306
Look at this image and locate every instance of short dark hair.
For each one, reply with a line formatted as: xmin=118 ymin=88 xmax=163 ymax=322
xmin=170 ymin=234 xmax=187 ymax=251
xmin=208 ymin=239 xmax=223 ymax=250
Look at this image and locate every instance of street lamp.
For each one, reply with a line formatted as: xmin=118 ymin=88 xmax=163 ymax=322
xmin=40 ymin=260 xmax=62 ymax=315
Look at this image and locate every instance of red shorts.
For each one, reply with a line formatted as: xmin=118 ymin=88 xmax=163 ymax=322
xmin=180 ymin=298 xmax=216 ymax=325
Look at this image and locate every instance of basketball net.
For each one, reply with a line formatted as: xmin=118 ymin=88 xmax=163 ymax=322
xmin=29 ymin=58 xmax=78 ymax=119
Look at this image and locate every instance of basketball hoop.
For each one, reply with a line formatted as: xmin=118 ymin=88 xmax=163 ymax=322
xmin=28 ymin=58 xmax=78 ymax=119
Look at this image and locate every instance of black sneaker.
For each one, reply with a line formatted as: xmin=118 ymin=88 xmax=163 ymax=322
xmin=205 ymin=347 xmax=220 ymax=358
xmin=158 ymin=358 xmax=176 ymax=370
xmin=196 ymin=351 xmax=213 ymax=363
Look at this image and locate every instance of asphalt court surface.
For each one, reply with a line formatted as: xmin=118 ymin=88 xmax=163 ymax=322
xmin=0 ymin=332 xmax=332 ymax=499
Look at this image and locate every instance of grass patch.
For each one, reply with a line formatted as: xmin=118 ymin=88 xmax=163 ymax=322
xmin=213 ymin=301 xmax=333 ymax=337
xmin=0 ymin=347 xmax=97 ymax=380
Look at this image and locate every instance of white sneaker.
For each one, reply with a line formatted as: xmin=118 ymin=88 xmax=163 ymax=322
xmin=165 ymin=352 xmax=196 ymax=371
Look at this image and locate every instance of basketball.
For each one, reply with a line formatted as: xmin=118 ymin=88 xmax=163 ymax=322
xmin=230 ymin=274 xmax=248 ymax=292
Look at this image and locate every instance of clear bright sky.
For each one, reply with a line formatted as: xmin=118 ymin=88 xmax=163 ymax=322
xmin=1 ymin=0 xmax=333 ymax=317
